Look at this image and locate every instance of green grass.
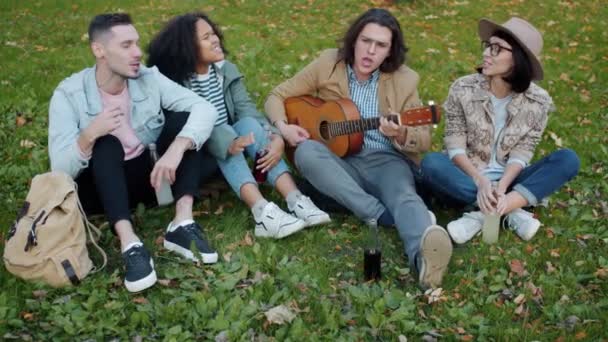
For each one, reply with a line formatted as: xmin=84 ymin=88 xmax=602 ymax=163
xmin=1 ymin=0 xmax=607 ymax=340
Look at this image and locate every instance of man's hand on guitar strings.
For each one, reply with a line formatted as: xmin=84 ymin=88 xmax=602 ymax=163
xmin=228 ymin=132 xmax=255 ymax=155
xmin=256 ymin=134 xmax=284 ymax=173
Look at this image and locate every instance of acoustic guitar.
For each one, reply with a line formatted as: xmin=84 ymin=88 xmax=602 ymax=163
xmin=284 ymin=96 xmax=441 ymax=160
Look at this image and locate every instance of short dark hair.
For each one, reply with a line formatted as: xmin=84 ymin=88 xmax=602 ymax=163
xmin=476 ymin=30 xmax=533 ymax=93
xmin=147 ymin=12 xmax=226 ymax=85
xmin=88 ymin=13 xmax=133 ymax=43
xmin=338 ymin=8 xmax=408 ymax=73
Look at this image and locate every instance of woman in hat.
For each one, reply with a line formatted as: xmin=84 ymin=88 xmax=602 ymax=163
xmin=421 ymin=17 xmax=579 ymax=244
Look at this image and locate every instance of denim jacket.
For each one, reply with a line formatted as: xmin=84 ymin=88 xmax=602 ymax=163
xmin=48 ymin=65 xmax=218 ymax=178
xmin=191 ymin=60 xmax=278 ymax=160
xmin=444 ymin=73 xmax=554 ymax=171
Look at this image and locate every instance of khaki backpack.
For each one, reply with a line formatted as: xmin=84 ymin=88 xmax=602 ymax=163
xmin=3 ymin=171 xmax=107 ymax=287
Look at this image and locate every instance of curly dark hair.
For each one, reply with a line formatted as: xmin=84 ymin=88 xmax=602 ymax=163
xmin=147 ymin=12 xmax=226 ymax=85
xmin=338 ymin=8 xmax=408 ymax=73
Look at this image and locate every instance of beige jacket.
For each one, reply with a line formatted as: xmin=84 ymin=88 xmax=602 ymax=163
xmin=264 ymin=49 xmax=431 ymax=164
xmin=444 ymin=73 xmax=554 ymax=170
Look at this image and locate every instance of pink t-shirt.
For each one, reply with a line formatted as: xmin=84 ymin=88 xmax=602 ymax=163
xmin=99 ymin=86 xmax=145 ymax=160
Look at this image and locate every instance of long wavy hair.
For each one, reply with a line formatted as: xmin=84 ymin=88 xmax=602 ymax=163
xmin=147 ymin=12 xmax=226 ymax=85
xmin=338 ymin=8 xmax=408 ymax=73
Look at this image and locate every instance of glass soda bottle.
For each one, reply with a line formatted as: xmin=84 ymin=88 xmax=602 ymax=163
xmin=363 ymin=219 xmax=382 ymax=281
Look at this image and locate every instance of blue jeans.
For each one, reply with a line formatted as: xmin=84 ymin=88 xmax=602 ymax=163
xmin=420 ymin=149 xmax=580 ymax=207
xmin=217 ymin=117 xmax=290 ymax=197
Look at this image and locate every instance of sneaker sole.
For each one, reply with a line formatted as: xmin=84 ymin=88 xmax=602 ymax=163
xmin=419 ymin=225 xmax=453 ymax=289
xmin=163 ymin=240 xmax=218 ymax=264
xmin=255 ymin=220 xmax=306 ymax=239
xmin=124 ymin=260 xmax=157 ymax=293
xmin=303 ymin=214 xmax=331 ymax=227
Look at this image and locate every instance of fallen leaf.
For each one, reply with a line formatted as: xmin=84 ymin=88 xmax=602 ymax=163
xmin=241 ymin=231 xmax=254 ymax=246
xmin=21 ymin=312 xmax=35 ymax=321
xmin=214 ymin=205 xmax=224 ymax=215
xmin=461 ymin=335 xmax=474 ymax=341
xmin=510 ymin=259 xmax=526 ymax=277
xmin=456 ymin=327 xmax=466 ymax=334
xmin=426 ymin=287 xmax=444 ymax=304
xmin=560 ymin=315 xmax=580 ymax=332
xmin=334 ymin=245 xmax=342 ymax=251
xmin=550 ymin=249 xmax=560 ymax=258
xmin=398 ymin=335 xmax=408 ymax=342
xmin=575 ymin=331 xmax=587 ymax=340
xmin=155 ymin=235 xmax=164 ymax=246
xmin=548 ymin=131 xmax=563 ymax=147
xmin=264 ymin=305 xmax=296 ymax=325
xmin=20 ymin=139 xmax=36 ymax=148
xmin=594 ymin=268 xmax=608 ymax=278
xmin=16 ymin=116 xmax=27 ymax=127
xmin=545 ymin=228 xmax=555 ymax=238
xmin=546 ymin=261 xmax=556 ymax=273
xmin=132 ymin=297 xmax=149 ymax=304
xmin=157 ymin=278 xmax=176 ymax=287
xmin=32 ymin=290 xmax=47 ymax=299
xmin=215 ymin=330 xmax=229 ymax=342
xmin=514 ymin=303 xmax=526 ymax=316
xmin=513 ymin=294 xmax=526 ymax=305
xmin=223 ymin=252 xmax=232 ymax=262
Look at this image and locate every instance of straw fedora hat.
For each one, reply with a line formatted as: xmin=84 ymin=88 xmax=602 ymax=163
xmin=478 ymin=17 xmax=544 ymax=81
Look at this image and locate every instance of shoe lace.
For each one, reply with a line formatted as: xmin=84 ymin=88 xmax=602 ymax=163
xmin=182 ymin=223 xmax=205 ymax=241
xmin=504 ymin=210 xmax=530 ymax=231
xmin=125 ymin=246 xmax=148 ymax=269
xmin=267 ymin=204 xmax=292 ymax=224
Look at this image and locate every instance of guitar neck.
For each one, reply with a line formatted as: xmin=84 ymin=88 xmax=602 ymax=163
xmin=325 ymin=105 xmax=439 ymax=137
xmin=326 ymin=117 xmax=386 ymax=137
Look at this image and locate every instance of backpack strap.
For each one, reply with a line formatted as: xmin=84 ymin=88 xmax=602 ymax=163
xmin=8 ymin=201 xmax=30 ymax=240
xmin=76 ymin=198 xmax=108 ymax=273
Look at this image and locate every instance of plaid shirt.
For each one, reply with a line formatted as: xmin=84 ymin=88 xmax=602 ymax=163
xmin=347 ymin=65 xmax=392 ymax=150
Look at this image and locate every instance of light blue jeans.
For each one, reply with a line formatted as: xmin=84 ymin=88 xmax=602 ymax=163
xmin=217 ymin=117 xmax=290 ymax=198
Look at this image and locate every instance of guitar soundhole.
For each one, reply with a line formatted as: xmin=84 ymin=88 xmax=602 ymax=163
xmin=320 ymin=121 xmax=330 ymax=140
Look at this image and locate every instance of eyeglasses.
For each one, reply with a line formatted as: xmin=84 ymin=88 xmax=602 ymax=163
xmin=481 ymin=41 xmax=512 ymax=56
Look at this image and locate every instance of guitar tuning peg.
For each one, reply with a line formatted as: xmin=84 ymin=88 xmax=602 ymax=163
xmin=433 ymin=124 xmax=438 ymax=129
xmin=428 ymin=100 xmax=435 ymax=106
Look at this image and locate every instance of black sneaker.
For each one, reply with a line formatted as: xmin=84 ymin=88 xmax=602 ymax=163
xmin=122 ymin=243 xmax=157 ymax=293
xmin=163 ymin=221 xmax=218 ymax=264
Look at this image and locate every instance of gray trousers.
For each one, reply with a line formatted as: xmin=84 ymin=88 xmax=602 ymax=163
xmin=294 ymin=140 xmax=431 ymax=265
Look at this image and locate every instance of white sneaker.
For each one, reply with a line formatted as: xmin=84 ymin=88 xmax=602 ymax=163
xmin=254 ymin=202 xmax=306 ymax=239
xmin=289 ymin=195 xmax=331 ymax=227
xmin=505 ymin=209 xmax=541 ymax=241
xmin=446 ymin=211 xmax=484 ymax=244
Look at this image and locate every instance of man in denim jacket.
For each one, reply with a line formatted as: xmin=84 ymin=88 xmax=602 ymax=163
xmin=48 ymin=13 xmax=219 ymax=292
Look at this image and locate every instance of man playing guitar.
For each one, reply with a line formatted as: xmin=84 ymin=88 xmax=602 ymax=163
xmin=265 ymin=8 xmax=452 ymax=289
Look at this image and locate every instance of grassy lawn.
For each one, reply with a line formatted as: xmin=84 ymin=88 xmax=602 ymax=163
xmin=1 ymin=0 xmax=607 ymax=340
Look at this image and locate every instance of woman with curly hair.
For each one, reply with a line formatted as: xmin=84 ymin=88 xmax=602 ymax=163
xmin=421 ymin=17 xmax=580 ymax=244
xmin=147 ymin=12 xmax=330 ymax=239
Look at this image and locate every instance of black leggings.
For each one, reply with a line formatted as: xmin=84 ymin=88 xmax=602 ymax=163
xmin=76 ymin=111 xmax=217 ymax=227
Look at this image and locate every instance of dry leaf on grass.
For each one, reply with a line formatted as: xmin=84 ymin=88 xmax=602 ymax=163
xmin=509 ymin=259 xmax=527 ymax=277
xmin=132 ymin=297 xmax=149 ymax=304
xmin=264 ymin=305 xmax=296 ymax=325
